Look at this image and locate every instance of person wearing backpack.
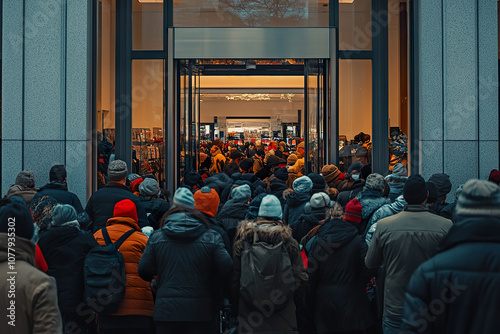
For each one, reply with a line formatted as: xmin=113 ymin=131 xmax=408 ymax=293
xmin=93 ymin=199 xmax=154 ymax=334
xmin=37 ymin=204 xmax=98 ymax=333
xmin=232 ymin=194 xmax=308 ymax=334
xmin=137 ymin=205 xmax=232 ymax=334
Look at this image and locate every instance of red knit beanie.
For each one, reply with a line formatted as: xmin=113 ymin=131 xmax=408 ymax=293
xmin=488 ymin=169 xmax=500 ymax=184
xmin=345 ymin=199 xmax=362 ymax=224
xmin=113 ymin=199 xmax=138 ymax=222
xmin=194 ymin=186 xmax=220 ymax=218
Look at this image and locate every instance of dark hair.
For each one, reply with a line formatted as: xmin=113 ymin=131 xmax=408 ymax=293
xmin=49 ymin=165 xmax=67 ymax=183
xmin=159 ymin=206 xmax=211 ymax=229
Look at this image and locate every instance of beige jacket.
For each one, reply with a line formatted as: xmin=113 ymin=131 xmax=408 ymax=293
xmin=0 ymin=234 xmax=62 ymax=334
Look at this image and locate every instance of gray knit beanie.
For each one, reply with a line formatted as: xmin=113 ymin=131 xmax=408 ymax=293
xmin=258 ymin=195 xmax=283 ymax=219
xmin=139 ymin=178 xmax=160 ymax=197
xmin=293 ymin=176 xmax=313 ymax=193
xmin=52 ymin=204 xmax=78 ymax=226
xmin=231 ymin=184 xmax=252 ymax=203
xmin=108 ymin=160 xmax=128 ymax=182
xmin=455 ymin=179 xmax=500 ymax=217
xmin=364 ymin=173 xmax=385 ymax=193
xmin=16 ymin=171 xmax=35 ymax=189
xmin=173 ymin=187 xmax=195 ymax=209
xmin=310 ymin=192 xmax=332 ymax=209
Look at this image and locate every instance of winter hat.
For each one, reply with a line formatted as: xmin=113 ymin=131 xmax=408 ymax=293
xmin=256 ymin=150 xmax=265 ymax=158
xmin=127 ymin=173 xmax=143 ymax=193
xmin=239 ymin=159 xmax=253 ymax=172
xmin=273 ymin=168 xmax=289 ymax=182
xmin=287 ymin=154 xmax=298 ymax=166
xmin=32 ymin=197 xmax=60 ymax=232
xmin=293 ymin=176 xmax=313 ymax=193
xmin=229 ymin=150 xmax=243 ymax=160
xmin=455 ymin=179 xmax=500 ymax=217
xmin=231 ymin=184 xmax=252 ymax=203
xmin=173 ymin=187 xmax=195 ymax=209
xmin=52 ymin=204 xmax=78 ymax=226
xmin=246 ymin=193 xmax=267 ymax=220
xmin=391 ymin=163 xmax=408 ymax=177
xmin=364 ymin=173 xmax=386 ymax=193
xmin=0 ymin=198 xmax=35 ymax=239
xmin=403 ymin=174 xmax=428 ymax=204
xmin=15 ymin=171 xmax=35 ymax=189
xmin=266 ymin=155 xmax=283 ymax=169
xmin=139 ymin=178 xmax=160 ymax=196
xmin=428 ymin=173 xmax=452 ymax=198
xmin=297 ymin=142 xmax=305 ymax=150
xmin=184 ymin=169 xmax=204 ymax=189
xmin=108 ymin=160 xmax=128 ymax=182
xmin=348 ymin=161 xmax=363 ymax=174
xmin=194 ymin=186 xmax=220 ymax=218
xmin=488 ymin=169 xmax=500 ymax=184
xmin=310 ymin=192 xmax=332 ymax=209
xmin=258 ymin=195 xmax=283 ymax=219
xmin=426 ymin=182 xmax=439 ymax=204
xmin=360 ymin=164 xmax=372 ymax=181
xmin=321 ymin=165 xmax=342 ymax=183
xmin=345 ymin=199 xmax=363 ymax=225
xmin=113 ymin=199 xmax=138 ymax=222
xmin=308 ymin=173 xmax=327 ymax=194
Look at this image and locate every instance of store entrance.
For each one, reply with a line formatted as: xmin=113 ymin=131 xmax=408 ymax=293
xmin=176 ymin=59 xmax=328 ymax=185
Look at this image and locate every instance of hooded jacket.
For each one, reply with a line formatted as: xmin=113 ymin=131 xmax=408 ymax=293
xmin=5 ymin=184 xmax=37 ymax=207
xmin=209 ymin=148 xmax=226 ymax=175
xmin=365 ymin=195 xmax=407 ymax=245
xmin=138 ymin=195 xmax=170 ymax=229
xmin=216 ymin=201 xmax=249 ymax=246
xmin=305 ymin=219 xmax=374 ymax=333
xmin=336 ymin=180 xmax=365 ymax=208
xmin=365 ymin=204 xmax=452 ymax=319
xmin=402 ymin=216 xmax=500 ymax=334
xmin=269 ymin=178 xmax=290 ymax=209
xmin=385 ymin=175 xmax=407 ymax=203
xmin=232 ymin=218 xmax=308 ymax=333
xmin=292 ymin=207 xmax=326 ymax=243
xmin=93 ymin=216 xmax=154 ymax=318
xmin=31 ymin=182 xmax=84 ymax=213
xmin=356 ymin=189 xmax=391 ymax=236
xmin=0 ymin=234 xmax=63 ymax=334
xmin=37 ymin=225 xmax=98 ymax=313
xmin=138 ymin=211 xmax=232 ymax=322
xmin=284 ymin=191 xmax=312 ymax=229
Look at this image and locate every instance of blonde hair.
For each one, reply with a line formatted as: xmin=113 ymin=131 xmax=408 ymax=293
xmin=325 ymin=201 xmax=345 ymax=220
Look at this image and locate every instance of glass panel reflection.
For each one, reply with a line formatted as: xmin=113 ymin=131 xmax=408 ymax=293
xmin=174 ymin=0 xmax=329 ymax=27
xmin=339 ymin=0 xmax=372 ymax=50
xmin=132 ymin=0 xmax=163 ymax=50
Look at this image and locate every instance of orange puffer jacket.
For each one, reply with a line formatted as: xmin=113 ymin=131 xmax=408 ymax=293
xmin=93 ymin=217 xmax=154 ymax=317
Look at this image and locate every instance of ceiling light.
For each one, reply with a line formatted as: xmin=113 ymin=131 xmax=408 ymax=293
xmin=137 ymin=0 xmax=163 ymax=3
xmin=339 ymin=0 xmax=355 ymax=3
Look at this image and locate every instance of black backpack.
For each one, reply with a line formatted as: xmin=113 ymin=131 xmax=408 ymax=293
xmin=84 ymin=227 xmax=135 ymax=314
xmin=240 ymin=231 xmax=295 ymax=313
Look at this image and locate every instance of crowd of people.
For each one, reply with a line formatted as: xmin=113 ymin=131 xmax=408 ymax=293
xmin=1 ymin=144 xmax=500 ymax=333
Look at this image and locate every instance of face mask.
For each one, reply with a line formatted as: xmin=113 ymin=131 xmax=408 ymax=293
xmin=351 ymin=174 xmax=360 ymax=181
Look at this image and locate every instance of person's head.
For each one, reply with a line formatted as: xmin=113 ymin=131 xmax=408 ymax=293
xmin=273 ymin=168 xmax=288 ymax=182
xmin=139 ymin=178 xmax=160 ymax=197
xmin=428 ymin=173 xmax=452 ymax=204
xmin=194 ymin=186 xmax=220 ymax=218
xmin=455 ymin=179 xmax=500 ymax=217
xmin=364 ymin=173 xmax=386 ymax=194
xmin=309 ymin=192 xmax=332 ymax=211
xmin=258 ymin=195 xmax=283 ymax=220
xmin=296 ymin=142 xmax=305 ymax=158
xmin=255 ymin=150 xmax=265 ymax=159
xmin=293 ymin=176 xmax=313 ymax=194
xmin=391 ymin=163 xmax=408 ymax=177
xmin=51 ymin=204 xmax=78 ymax=227
xmin=229 ymin=150 xmax=243 ymax=162
xmin=279 ymin=141 xmax=286 ymax=151
xmin=321 ymin=164 xmax=343 ymax=185
xmin=0 ymin=198 xmax=35 ymax=240
xmin=287 ymin=154 xmax=298 ymax=166
xmin=210 ymin=145 xmax=220 ymax=155
xmin=173 ymin=187 xmax=195 ymax=209
xmin=231 ymin=184 xmax=252 ymax=203
xmin=348 ymin=161 xmax=363 ymax=181
xmin=49 ymin=165 xmax=67 ymax=184
xmin=308 ymin=173 xmax=327 ymax=194
xmin=32 ymin=196 xmax=60 ymax=232
xmin=112 ymin=199 xmax=138 ymax=222
xmin=403 ymin=174 xmax=428 ymax=205
xmin=425 ymin=182 xmax=439 ymax=204
xmin=326 ymin=201 xmax=345 ymax=220
xmin=488 ymin=169 xmax=500 ymax=185
xmin=15 ymin=171 xmax=35 ymax=189
xmin=239 ymin=158 xmax=253 ymax=174
xmin=249 ymin=142 xmax=255 ymax=149
xmin=269 ymin=141 xmax=278 ymax=150
xmin=127 ymin=173 xmax=143 ymax=193
xmin=344 ymin=198 xmax=362 ymax=225
xmin=108 ymin=160 xmax=128 ymax=184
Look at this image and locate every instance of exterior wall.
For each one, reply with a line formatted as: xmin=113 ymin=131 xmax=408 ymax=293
xmin=1 ymin=0 xmax=92 ymax=204
xmin=415 ymin=0 xmax=499 ymax=193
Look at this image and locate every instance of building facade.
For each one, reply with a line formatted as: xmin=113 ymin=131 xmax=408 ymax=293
xmin=1 ymin=0 xmax=498 ymax=204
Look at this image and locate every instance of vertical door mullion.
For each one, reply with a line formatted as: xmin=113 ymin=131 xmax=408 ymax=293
xmin=304 ymin=61 xmax=309 ymax=174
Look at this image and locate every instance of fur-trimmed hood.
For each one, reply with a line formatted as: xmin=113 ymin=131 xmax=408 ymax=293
xmin=235 ymin=218 xmax=292 ymax=246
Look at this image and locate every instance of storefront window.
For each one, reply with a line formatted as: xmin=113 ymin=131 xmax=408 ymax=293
xmin=173 ymin=0 xmax=329 ymax=27
xmin=339 ymin=0 xmax=372 ymax=50
xmin=131 ymin=59 xmax=165 ymax=182
xmin=338 ymin=59 xmax=372 ymax=172
xmin=132 ymin=0 xmax=163 ymax=50
xmin=96 ymin=0 xmax=116 ymax=188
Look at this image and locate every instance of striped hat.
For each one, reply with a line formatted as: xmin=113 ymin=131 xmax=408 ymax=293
xmin=455 ymin=179 xmax=500 ymax=217
xmin=345 ymin=199 xmax=362 ymax=224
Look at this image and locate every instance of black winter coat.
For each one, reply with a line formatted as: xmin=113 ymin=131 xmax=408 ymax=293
xmin=402 ymin=216 xmax=500 ymax=334
xmin=292 ymin=208 xmax=326 ymax=243
xmin=85 ymin=183 xmax=148 ymax=232
xmin=336 ymin=180 xmax=365 ymax=208
xmin=269 ymin=178 xmax=289 ymax=209
xmin=284 ymin=191 xmax=311 ymax=229
xmin=201 ymin=213 xmax=232 ymax=255
xmin=216 ymin=201 xmax=249 ymax=245
xmin=37 ymin=225 xmax=98 ymax=312
xmin=138 ymin=196 xmax=170 ymax=229
xmin=31 ymin=182 xmax=84 ymax=213
xmin=138 ymin=212 xmax=232 ymax=322
xmin=306 ymin=219 xmax=374 ymax=333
